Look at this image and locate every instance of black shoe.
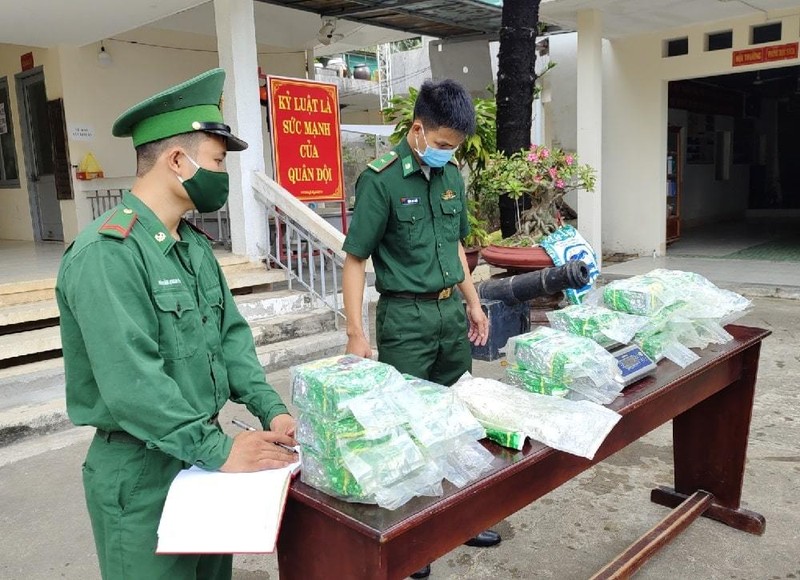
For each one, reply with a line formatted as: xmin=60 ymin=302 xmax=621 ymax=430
xmin=464 ymin=529 xmax=502 ymax=548
xmin=410 ymin=564 xmax=431 ymax=578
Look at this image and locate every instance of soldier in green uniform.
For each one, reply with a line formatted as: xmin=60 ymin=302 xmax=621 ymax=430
xmin=341 ymin=79 xmax=499 ymax=579
xmin=56 ymin=69 xmax=297 ymax=580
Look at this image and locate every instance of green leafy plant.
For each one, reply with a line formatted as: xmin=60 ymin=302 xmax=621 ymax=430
xmin=473 ymin=145 xmax=596 ymax=246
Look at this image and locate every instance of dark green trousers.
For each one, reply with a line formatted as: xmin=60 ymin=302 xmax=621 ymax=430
xmin=82 ymin=432 xmax=232 ymax=580
xmin=376 ymin=293 xmax=471 ymax=386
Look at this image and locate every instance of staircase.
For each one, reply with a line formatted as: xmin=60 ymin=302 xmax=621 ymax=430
xmin=0 ymin=254 xmax=347 ymax=445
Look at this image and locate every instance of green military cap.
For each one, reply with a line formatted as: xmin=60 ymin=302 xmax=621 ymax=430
xmin=111 ymin=68 xmax=248 ymax=151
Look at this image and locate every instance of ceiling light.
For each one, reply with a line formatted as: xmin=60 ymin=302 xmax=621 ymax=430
xmin=98 ymin=42 xmax=113 ymax=67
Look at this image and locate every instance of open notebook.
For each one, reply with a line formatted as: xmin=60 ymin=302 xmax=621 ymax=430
xmin=157 ymin=455 xmax=301 ymax=554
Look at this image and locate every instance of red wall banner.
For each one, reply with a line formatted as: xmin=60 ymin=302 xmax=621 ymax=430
xmin=267 ymin=76 xmax=344 ymax=202
xmin=732 ymin=42 xmax=798 ymax=67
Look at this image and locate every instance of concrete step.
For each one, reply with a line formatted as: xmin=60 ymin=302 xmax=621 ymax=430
xmin=256 ymin=330 xmax=347 ymax=374
xmin=0 ymin=359 xmax=68 ymax=446
xmin=0 ymin=299 xmax=59 ymax=328
xmin=226 ymin=268 xmax=286 ymax=292
xmin=235 ymin=289 xmax=314 ymax=322
xmin=0 ymin=280 xmax=56 ymax=307
xmin=0 ymin=327 xmax=61 ymax=363
xmin=251 ymin=308 xmax=337 ymax=347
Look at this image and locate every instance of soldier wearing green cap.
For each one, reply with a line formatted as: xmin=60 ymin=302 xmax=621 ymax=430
xmin=56 ymin=69 xmax=296 ymax=579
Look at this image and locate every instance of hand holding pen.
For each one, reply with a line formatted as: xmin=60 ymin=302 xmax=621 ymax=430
xmin=220 ymin=418 xmax=298 ymax=473
xmin=231 ymin=418 xmax=298 ymax=454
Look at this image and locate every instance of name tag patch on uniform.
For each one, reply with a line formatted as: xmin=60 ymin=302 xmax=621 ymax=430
xmin=158 ymin=278 xmax=182 ymax=286
xmin=400 ymin=197 xmax=420 ymax=205
xmin=441 ymin=190 xmax=456 ymax=200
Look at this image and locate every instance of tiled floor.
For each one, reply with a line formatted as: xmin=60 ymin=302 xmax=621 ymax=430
xmin=0 ymin=240 xmax=68 ymax=285
xmin=603 ymin=219 xmax=800 ymax=289
xmin=0 ymin=239 xmax=235 ymax=286
xmin=2 ymin=218 xmax=800 ymax=289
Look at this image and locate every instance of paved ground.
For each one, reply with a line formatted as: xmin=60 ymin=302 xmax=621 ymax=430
xmin=0 ymin=296 xmax=798 ymax=579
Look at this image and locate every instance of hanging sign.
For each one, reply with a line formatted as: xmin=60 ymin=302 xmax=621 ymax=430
xmin=20 ymin=52 xmax=34 ymax=71
xmin=267 ymin=76 xmax=344 ymax=202
xmin=732 ymin=42 xmax=798 ymax=67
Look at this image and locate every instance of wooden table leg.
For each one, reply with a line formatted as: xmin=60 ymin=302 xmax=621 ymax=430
xmin=592 ymin=491 xmax=714 ymax=579
xmin=652 ymin=343 xmax=766 ymax=535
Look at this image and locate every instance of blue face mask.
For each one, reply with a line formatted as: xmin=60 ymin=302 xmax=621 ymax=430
xmin=415 ymin=127 xmax=458 ymax=168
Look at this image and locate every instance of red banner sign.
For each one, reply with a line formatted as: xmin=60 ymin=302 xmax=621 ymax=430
xmin=20 ymin=52 xmax=34 ymax=71
xmin=732 ymin=42 xmax=798 ymax=67
xmin=267 ymin=76 xmax=344 ymax=202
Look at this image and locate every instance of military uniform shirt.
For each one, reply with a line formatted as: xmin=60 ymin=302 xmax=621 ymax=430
xmin=57 ymin=192 xmax=288 ymax=471
xmin=343 ymin=138 xmax=469 ymax=294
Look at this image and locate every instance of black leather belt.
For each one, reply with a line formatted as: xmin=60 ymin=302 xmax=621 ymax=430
xmin=96 ymin=415 xmax=220 ymax=445
xmin=382 ymin=287 xmax=454 ymax=300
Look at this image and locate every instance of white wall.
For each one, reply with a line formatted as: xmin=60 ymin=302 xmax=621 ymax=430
xmin=601 ymin=11 xmax=800 ymax=255
xmin=0 ymin=26 xmax=307 ymax=242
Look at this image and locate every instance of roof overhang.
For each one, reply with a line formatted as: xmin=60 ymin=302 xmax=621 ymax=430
xmin=254 ymin=0 xmax=503 ymax=39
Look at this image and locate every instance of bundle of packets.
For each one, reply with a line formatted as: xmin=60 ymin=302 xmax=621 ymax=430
xmin=453 ymin=374 xmax=622 ymax=460
xmin=599 ymin=269 xmax=751 ymax=367
xmin=291 ymin=355 xmax=493 ymax=510
xmin=505 ymin=326 xmax=625 ymax=404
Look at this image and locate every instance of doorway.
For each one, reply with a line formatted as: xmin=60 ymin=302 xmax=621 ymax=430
xmin=666 ymin=65 xmax=800 ymax=261
xmin=15 ymin=67 xmax=62 ymax=242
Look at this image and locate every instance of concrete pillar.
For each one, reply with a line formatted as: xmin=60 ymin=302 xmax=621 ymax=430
xmin=576 ymin=10 xmax=603 ymax=267
xmin=214 ymin=0 xmax=267 ymax=259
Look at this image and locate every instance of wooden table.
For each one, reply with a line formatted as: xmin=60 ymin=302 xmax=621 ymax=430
xmin=277 ymin=325 xmax=770 ymax=579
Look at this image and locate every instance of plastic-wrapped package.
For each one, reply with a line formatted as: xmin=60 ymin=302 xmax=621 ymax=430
xmin=506 ymin=365 xmax=570 ymax=397
xmin=299 ymin=446 xmax=374 ymax=503
xmin=433 ymin=440 xmax=496 ymax=488
xmin=292 ymin=356 xmax=491 ymax=510
xmin=603 ymin=269 xmax=751 ymax=322
xmin=337 ymin=426 xmax=427 ymax=491
xmin=396 ymin=377 xmax=486 ymax=457
xmin=295 ymin=413 xmax=371 ymax=456
xmin=603 ymin=274 xmax=680 ymax=316
xmin=547 ymin=304 xmax=649 ymax=348
xmin=453 ymin=374 xmax=622 ymax=460
xmin=479 ymin=419 xmax=526 ymax=451
xmin=506 ymin=326 xmax=623 ymax=393
xmin=291 ymin=355 xmax=405 ymax=419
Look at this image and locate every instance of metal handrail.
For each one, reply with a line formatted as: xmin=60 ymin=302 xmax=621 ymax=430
xmin=253 ymin=172 xmax=368 ymax=328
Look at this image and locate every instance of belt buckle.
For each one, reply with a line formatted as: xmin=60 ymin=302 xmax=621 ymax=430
xmin=438 ymin=287 xmax=452 ymax=300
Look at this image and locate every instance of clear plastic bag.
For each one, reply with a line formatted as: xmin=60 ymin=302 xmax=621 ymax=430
xmin=453 ymin=374 xmax=622 ymax=460
xmin=291 ymin=355 xmax=406 ymax=419
xmin=547 ymin=304 xmax=650 ymax=348
xmin=506 ymin=326 xmax=623 ymax=400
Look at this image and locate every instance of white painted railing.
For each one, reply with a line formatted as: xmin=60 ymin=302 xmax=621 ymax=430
xmin=253 ymin=172 xmax=369 ymax=327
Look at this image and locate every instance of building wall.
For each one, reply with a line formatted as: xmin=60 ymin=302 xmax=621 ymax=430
xmin=0 ymin=44 xmax=65 ymax=241
xmin=0 ymin=27 xmax=307 ymax=242
xmin=594 ymin=11 xmax=800 ymax=255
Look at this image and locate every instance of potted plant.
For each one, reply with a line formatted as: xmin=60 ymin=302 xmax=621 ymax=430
xmin=474 ymin=144 xmax=596 ymax=269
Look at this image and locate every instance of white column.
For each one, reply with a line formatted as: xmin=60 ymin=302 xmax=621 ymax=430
xmin=576 ymin=9 xmax=603 ymax=268
xmin=214 ymin=0 xmax=267 ymax=260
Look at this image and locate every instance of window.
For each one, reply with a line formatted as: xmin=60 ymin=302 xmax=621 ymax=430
xmin=751 ymin=22 xmax=781 ymax=45
xmin=706 ymin=31 xmax=733 ymax=52
xmin=664 ymin=37 xmax=689 ymax=58
xmin=0 ymin=77 xmax=20 ymax=188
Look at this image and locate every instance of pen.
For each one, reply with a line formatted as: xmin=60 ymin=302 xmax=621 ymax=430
xmin=231 ymin=418 xmax=298 ymax=454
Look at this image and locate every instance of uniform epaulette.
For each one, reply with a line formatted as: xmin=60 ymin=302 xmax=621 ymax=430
xmin=183 ymin=219 xmax=215 ymax=241
xmin=367 ymin=150 xmax=399 ymax=173
xmin=98 ymin=208 xmax=137 ymax=239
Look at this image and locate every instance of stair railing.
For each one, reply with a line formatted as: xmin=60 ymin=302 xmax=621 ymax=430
xmin=253 ymin=172 xmax=370 ymax=331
